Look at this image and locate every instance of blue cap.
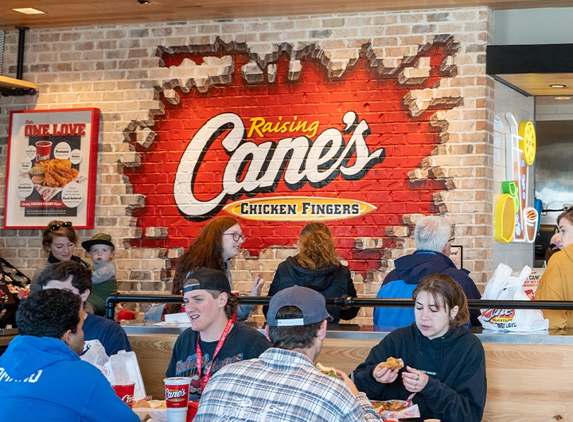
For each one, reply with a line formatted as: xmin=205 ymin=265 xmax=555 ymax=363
xmin=267 ymin=286 xmax=333 ymax=327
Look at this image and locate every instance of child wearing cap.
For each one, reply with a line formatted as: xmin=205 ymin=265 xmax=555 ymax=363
xmin=82 ymin=233 xmax=117 ymax=316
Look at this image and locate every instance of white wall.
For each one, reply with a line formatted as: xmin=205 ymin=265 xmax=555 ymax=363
xmin=493 ymin=7 xmax=573 ymax=44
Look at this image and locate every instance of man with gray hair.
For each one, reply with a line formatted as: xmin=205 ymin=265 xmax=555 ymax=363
xmin=374 ymin=215 xmax=481 ymax=329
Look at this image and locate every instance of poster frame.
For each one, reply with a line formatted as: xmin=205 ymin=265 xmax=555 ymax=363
xmin=3 ymin=108 xmax=100 ymax=230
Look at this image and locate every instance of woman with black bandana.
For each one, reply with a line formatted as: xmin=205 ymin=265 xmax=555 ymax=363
xmin=29 ymin=220 xmax=90 ymax=294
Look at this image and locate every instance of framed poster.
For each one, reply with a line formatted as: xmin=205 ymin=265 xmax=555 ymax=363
xmin=4 ymin=108 xmax=100 ymax=229
xmin=449 ymin=245 xmax=463 ymax=270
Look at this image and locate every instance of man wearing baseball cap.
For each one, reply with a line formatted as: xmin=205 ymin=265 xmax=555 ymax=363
xmin=165 ymin=268 xmax=271 ymax=402
xmin=194 ymin=285 xmax=383 ymax=421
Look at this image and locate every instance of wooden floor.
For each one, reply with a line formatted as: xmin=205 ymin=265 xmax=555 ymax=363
xmin=129 ymin=334 xmax=573 ymax=421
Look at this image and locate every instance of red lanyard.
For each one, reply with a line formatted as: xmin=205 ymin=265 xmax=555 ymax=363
xmin=195 ymin=319 xmax=233 ymax=392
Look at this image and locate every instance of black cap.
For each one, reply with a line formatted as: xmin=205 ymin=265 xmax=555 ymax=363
xmin=182 ymin=268 xmax=232 ymax=294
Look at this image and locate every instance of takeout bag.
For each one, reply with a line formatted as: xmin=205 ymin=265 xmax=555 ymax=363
xmin=478 ymin=263 xmax=549 ymax=332
xmin=81 ymin=339 xmax=109 ymax=369
xmin=104 ymin=350 xmax=147 ymax=400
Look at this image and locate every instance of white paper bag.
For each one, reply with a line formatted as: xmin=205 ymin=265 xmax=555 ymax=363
xmin=104 ymin=350 xmax=147 ymax=400
xmin=478 ymin=263 xmax=549 ymax=332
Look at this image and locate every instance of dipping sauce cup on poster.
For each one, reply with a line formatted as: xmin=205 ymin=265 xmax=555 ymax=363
xmin=112 ymin=382 xmax=135 ymax=408
xmin=164 ymin=377 xmax=191 ymax=422
xmin=35 ymin=140 xmax=52 ymax=163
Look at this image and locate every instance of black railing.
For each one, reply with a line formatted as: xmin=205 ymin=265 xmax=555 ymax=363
xmin=104 ymin=293 xmax=573 ymax=320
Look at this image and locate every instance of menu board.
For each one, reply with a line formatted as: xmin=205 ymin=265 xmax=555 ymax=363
xmin=4 ymin=108 xmax=100 ymax=229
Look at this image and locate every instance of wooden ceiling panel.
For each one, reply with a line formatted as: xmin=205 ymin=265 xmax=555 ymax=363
xmin=2 ymin=0 xmax=573 ymax=30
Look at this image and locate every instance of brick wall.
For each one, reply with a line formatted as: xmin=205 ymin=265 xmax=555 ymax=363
xmin=0 ymin=7 xmax=495 ymax=325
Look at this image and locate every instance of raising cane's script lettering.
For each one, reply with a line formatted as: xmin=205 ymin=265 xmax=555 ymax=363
xmin=166 ymin=388 xmax=187 ymax=399
xmin=174 ymin=111 xmax=385 ymax=219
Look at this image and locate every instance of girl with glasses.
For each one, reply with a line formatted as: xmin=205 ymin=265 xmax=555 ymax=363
xmin=169 ymin=217 xmax=264 ymax=319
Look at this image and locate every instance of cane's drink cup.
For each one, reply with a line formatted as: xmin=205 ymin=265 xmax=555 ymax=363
xmin=524 ymin=207 xmax=539 ymax=243
xmin=164 ymin=377 xmax=191 ymax=422
xmin=112 ymin=382 xmax=135 ymax=408
xmin=35 ymin=140 xmax=52 ymax=163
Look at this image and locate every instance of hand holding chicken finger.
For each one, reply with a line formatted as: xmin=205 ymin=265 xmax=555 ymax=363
xmin=402 ymin=365 xmax=428 ymax=393
xmin=373 ymin=362 xmax=400 ymax=384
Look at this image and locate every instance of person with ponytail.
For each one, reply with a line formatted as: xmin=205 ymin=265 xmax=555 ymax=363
xmin=264 ymin=222 xmax=359 ymax=323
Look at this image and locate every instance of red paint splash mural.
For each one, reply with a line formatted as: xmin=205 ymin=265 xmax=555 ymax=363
xmin=123 ymin=35 xmax=462 ymax=273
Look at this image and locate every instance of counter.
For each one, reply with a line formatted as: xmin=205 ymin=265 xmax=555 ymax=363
xmin=124 ymin=323 xmax=573 ymax=422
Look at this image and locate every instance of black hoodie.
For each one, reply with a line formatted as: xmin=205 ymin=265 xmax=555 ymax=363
xmin=265 ymin=255 xmax=359 ymax=322
xmin=353 ymin=323 xmax=487 ymax=422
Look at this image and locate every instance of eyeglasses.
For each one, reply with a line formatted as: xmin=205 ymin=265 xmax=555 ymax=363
xmin=49 ymin=221 xmax=73 ymax=231
xmin=448 ymin=237 xmax=455 ymax=243
xmin=223 ymin=232 xmax=246 ymax=242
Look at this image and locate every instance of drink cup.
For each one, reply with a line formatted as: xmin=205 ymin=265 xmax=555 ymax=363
xmin=35 ymin=140 xmax=52 ymax=163
xmin=524 ymin=207 xmax=539 ymax=243
xmin=164 ymin=377 xmax=191 ymax=422
xmin=112 ymin=382 xmax=135 ymax=408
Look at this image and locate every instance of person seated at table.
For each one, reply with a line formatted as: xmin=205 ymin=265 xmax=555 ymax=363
xmin=536 ymin=208 xmax=573 ymax=329
xmin=353 ymin=274 xmax=487 ymax=422
xmin=195 ymin=286 xmax=382 ymax=421
xmin=373 ymin=215 xmax=481 ymax=330
xmin=36 ymin=261 xmax=132 ymax=357
xmin=30 ymin=220 xmax=90 ymax=294
xmin=169 ymin=217 xmax=264 ymax=320
xmin=264 ymin=222 xmax=359 ymax=323
xmin=166 ymin=268 xmax=271 ymax=402
xmin=0 ymin=288 xmax=138 ymax=422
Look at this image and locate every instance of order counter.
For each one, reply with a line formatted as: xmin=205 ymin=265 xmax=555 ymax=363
xmin=123 ymin=323 xmax=573 ymax=422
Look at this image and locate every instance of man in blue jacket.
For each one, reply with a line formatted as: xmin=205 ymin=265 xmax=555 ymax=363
xmin=374 ymin=215 xmax=481 ymax=329
xmin=0 ymin=288 xmax=138 ymax=421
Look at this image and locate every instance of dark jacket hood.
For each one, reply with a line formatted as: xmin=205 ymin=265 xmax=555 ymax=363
xmin=284 ymin=255 xmax=342 ymax=290
xmin=395 ymin=251 xmax=463 ymax=285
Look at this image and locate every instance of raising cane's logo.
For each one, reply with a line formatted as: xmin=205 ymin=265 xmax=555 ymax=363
xmin=480 ymin=308 xmax=516 ymax=323
xmin=174 ymin=111 xmax=383 ymax=220
xmin=166 ymin=388 xmax=187 ymax=401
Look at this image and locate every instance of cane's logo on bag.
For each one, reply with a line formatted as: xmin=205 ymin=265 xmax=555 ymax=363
xmin=481 ymin=308 xmax=516 ymax=323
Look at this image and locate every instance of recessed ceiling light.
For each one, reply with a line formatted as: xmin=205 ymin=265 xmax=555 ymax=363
xmin=555 ymin=96 xmax=571 ymax=100
xmin=13 ymin=8 xmax=45 ymax=15
xmin=550 ymin=83 xmax=567 ymax=88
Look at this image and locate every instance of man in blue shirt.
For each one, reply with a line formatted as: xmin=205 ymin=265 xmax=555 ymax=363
xmin=36 ymin=261 xmax=132 ymax=356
